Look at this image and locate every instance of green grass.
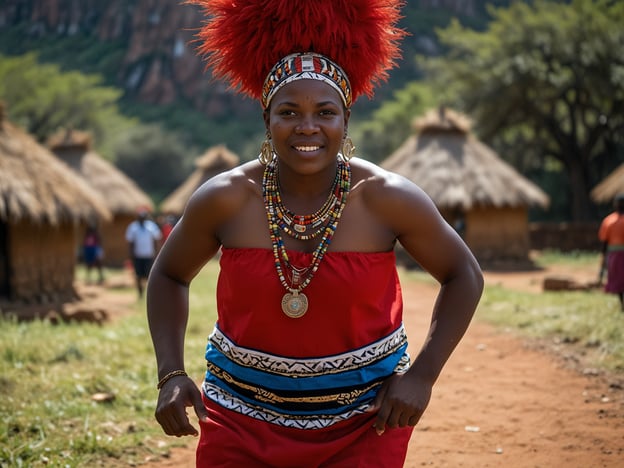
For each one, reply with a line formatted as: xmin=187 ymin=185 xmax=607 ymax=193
xmin=1 ymin=252 xmax=622 ymax=466
xmin=0 ymin=261 xmax=220 ymax=467
xmin=532 ymin=248 xmax=603 ymax=270
xmin=478 ymin=285 xmax=624 ymax=371
xmin=476 ymin=250 xmax=624 ymax=371
xmin=488 ymin=250 xmax=624 ymax=369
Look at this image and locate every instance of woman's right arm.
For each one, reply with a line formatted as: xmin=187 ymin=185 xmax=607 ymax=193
xmin=146 ymin=172 xmax=242 ymax=436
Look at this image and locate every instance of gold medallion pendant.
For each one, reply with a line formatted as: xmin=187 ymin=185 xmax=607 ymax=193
xmin=281 ymin=291 xmax=308 ymax=318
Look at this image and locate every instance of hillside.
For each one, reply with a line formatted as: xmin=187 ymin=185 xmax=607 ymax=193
xmin=0 ymin=0 xmax=506 ymax=153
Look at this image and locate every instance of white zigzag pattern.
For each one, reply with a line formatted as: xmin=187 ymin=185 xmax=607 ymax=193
xmin=202 ymin=382 xmax=369 ymax=430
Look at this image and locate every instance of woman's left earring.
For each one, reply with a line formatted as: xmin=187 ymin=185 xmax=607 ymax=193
xmin=259 ymin=137 xmax=274 ymax=165
xmin=341 ymin=135 xmax=356 ymax=161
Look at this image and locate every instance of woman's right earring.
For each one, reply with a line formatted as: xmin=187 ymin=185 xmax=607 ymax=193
xmin=259 ymin=137 xmax=274 ymax=165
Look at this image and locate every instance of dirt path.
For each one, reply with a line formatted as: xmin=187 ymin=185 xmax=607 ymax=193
xmin=401 ymin=279 xmax=623 ymax=467
xmin=138 ymin=266 xmax=624 ymax=467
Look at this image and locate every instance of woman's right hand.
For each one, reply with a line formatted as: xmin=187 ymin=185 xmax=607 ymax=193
xmin=154 ymin=376 xmax=210 ymax=437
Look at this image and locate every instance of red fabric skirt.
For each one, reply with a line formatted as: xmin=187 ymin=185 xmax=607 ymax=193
xmin=196 ymin=397 xmax=413 ymax=468
xmin=196 ymin=248 xmax=414 ymax=467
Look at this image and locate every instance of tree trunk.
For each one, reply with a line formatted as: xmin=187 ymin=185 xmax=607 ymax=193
xmin=566 ymin=157 xmax=594 ymax=221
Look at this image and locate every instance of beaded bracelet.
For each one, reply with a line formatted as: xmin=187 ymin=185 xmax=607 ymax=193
xmin=156 ymin=370 xmax=188 ymax=390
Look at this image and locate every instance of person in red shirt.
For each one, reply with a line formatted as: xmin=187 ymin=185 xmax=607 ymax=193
xmin=598 ymin=193 xmax=624 ymax=310
xmin=159 ymin=215 xmax=177 ymax=242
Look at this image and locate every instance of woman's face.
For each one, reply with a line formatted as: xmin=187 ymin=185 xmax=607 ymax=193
xmin=264 ymin=79 xmax=350 ymax=175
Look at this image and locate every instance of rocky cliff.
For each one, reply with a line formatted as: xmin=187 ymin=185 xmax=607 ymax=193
xmin=0 ymin=0 xmax=482 ymax=117
xmin=0 ymin=0 xmax=252 ymax=116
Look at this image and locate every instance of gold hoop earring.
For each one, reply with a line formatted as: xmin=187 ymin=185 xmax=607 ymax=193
xmin=259 ymin=136 xmax=274 ymax=165
xmin=341 ymin=135 xmax=355 ymax=161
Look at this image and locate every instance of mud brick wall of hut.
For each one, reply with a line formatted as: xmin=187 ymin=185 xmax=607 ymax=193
xmin=8 ymin=221 xmax=77 ymax=303
xmin=99 ymin=214 xmax=134 ymax=268
xmin=394 ymin=206 xmax=531 ymax=269
xmin=463 ymin=206 xmax=530 ymax=262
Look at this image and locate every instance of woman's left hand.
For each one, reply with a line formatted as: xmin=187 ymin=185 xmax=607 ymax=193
xmin=368 ymin=372 xmax=433 ymax=435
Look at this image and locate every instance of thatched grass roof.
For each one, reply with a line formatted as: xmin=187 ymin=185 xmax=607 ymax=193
xmin=0 ymin=110 xmax=111 ymax=226
xmin=47 ymin=128 xmax=92 ymax=150
xmin=590 ymin=163 xmax=624 ymax=204
xmin=381 ymin=108 xmax=550 ymax=210
xmin=47 ymin=129 xmax=154 ymax=215
xmin=160 ymin=144 xmax=240 ymax=215
xmin=413 ymin=106 xmax=472 ymax=134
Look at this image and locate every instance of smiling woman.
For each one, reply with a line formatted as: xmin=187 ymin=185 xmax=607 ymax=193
xmin=266 ymin=79 xmax=348 ymax=178
xmin=146 ymin=1 xmax=484 ymax=466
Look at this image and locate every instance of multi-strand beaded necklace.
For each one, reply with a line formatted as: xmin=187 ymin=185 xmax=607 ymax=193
xmin=262 ymin=156 xmax=351 ymax=318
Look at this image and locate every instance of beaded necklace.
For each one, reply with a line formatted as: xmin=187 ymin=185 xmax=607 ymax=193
xmin=262 ymin=156 xmax=351 ymax=318
xmin=273 ymin=162 xmax=343 ymax=240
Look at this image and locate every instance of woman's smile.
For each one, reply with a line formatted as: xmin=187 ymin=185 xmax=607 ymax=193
xmin=294 ymin=145 xmax=321 ymax=152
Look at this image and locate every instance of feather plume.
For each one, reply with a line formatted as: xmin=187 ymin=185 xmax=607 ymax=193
xmin=187 ymin=0 xmax=406 ymax=103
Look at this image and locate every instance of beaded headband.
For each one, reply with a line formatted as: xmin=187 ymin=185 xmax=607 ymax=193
xmin=187 ymin=0 xmax=406 ymax=108
xmin=262 ymin=53 xmax=352 ymax=109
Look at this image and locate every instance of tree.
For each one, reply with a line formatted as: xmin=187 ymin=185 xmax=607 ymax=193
xmin=353 ymin=81 xmax=436 ymax=163
xmin=0 ymin=52 xmax=133 ymax=158
xmin=423 ymin=0 xmax=624 ymax=221
xmin=113 ymin=124 xmax=197 ymax=203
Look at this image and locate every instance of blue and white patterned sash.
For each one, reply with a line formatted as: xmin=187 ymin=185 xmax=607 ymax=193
xmin=202 ymin=324 xmax=410 ymax=429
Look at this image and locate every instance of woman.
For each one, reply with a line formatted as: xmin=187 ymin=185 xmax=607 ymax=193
xmin=147 ymin=1 xmax=484 ymax=466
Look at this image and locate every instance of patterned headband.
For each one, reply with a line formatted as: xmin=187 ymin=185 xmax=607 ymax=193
xmin=262 ymin=52 xmax=352 ymax=109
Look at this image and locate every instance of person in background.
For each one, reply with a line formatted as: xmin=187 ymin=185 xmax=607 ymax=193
xmin=82 ymin=222 xmax=104 ymax=284
xmin=126 ymin=209 xmax=161 ymax=298
xmin=146 ymin=1 xmax=484 ymax=466
xmin=598 ymin=193 xmax=624 ymax=311
xmin=159 ymin=214 xmax=177 ymax=242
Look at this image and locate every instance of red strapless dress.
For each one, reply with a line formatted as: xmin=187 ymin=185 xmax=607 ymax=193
xmin=197 ymin=248 xmax=413 ymax=467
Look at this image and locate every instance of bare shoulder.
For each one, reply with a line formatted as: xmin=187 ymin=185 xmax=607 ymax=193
xmin=185 ymin=160 xmax=263 ymax=221
xmin=350 ymin=157 xmax=433 ymax=214
xmin=348 ymin=159 xmax=478 ymax=284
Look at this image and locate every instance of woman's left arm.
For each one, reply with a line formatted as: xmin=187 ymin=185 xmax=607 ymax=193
xmin=368 ymin=171 xmax=484 ymax=434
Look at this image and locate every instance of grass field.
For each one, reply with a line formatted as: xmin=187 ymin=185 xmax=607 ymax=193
xmin=478 ymin=250 xmax=624 ymax=372
xmin=1 ymin=251 xmax=622 ymax=467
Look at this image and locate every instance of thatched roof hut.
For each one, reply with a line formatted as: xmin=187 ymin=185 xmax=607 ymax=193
xmin=381 ymin=107 xmax=550 ymax=266
xmin=590 ymin=163 xmax=624 ymax=205
xmin=160 ymin=144 xmax=240 ymax=216
xmin=0 ymin=105 xmax=111 ymax=303
xmin=48 ymin=128 xmax=154 ymax=267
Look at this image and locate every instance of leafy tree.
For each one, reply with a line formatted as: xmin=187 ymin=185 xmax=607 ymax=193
xmin=0 ymin=52 xmax=133 ymax=158
xmin=119 ymin=99 xmax=265 ymax=163
xmin=423 ymin=0 xmax=624 ymax=221
xmin=113 ymin=124 xmax=197 ymax=203
xmin=353 ymin=81 xmax=436 ymax=163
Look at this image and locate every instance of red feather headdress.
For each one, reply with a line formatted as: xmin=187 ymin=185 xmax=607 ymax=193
xmin=187 ymin=0 xmax=406 ymax=108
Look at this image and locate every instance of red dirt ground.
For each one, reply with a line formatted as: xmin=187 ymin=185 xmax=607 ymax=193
xmin=102 ymin=263 xmax=624 ymax=467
